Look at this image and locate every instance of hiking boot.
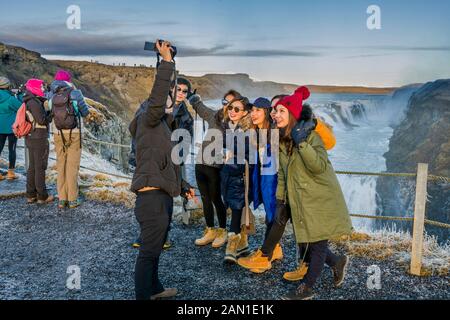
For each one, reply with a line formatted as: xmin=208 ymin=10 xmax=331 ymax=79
xmin=271 ymin=243 xmax=283 ymax=262
xmin=6 ymin=169 xmax=17 ymax=180
xmin=58 ymin=200 xmax=68 ymax=209
xmin=237 ymin=249 xmax=272 ymax=273
xmin=195 ymin=227 xmax=217 ymax=246
xmin=150 ymin=288 xmax=178 ymax=300
xmin=212 ymin=228 xmax=227 ymax=248
xmin=332 ymin=255 xmax=349 ymax=288
xmin=281 ymin=283 xmax=315 ymax=300
xmin=0 ymin=173 xmax=5 ymax=181
xmin=224 ymin=233 xmax=241 ymax=264
xmin=237 ymin=232 xmax=250 ymax=257
xmin=163 ymin=240 xmax=172 ymax=250
xmin=37 ymin=195 xmax=55 ymax=205
xmin=27 ymin=197 xmax=37 ymax=204
xmin=283 ymin=262 xmax=309 ymax=282
xmin=69 ymin=198 xmax=83 ymax=209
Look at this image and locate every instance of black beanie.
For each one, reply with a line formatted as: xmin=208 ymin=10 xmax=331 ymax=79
xmin=177 ymin=77 xmax=192 ymax=93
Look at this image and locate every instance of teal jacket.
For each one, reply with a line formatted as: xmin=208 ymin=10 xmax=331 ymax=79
xmin=0 ymin=90 xmax=23 ymax=134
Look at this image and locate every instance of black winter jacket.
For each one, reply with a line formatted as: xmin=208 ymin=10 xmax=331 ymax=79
xmin=23 ymin=91 xmax=51 ymax=140
xmin=129 ymin=61 xmax=189 ymax=196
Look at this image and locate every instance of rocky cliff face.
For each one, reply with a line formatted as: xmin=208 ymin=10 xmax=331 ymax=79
xmin=376 ymin=79 xmax=450 ymax=241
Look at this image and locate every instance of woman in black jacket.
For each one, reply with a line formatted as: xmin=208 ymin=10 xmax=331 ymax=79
xmin=188 ymin=90 xmax=242 ymax=249
xmin=23 ymin=79 xmax=54 ymax=204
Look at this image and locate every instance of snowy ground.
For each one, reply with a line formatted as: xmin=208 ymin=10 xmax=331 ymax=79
xmin=0 ymin=196 xmax=448 ymax=300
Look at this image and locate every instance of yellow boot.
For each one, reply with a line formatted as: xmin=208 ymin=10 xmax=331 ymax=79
xmin=212 ymin=228 xmax=227 ymax=248
xmin=237 ymin=232 xmax=250 ymax=257
xmin=6 ymin=169 xmax=17 ymax=180
xmin=195 ymin=227 xmax=217 ymax=246
xmin=0 ymin=172 xmax=4 ymax=181
xmin=271 ymin=243 xmax=284 ymax=262
xmin=224 ymin=233 xmax=241 ymax=264
xmin=237 ymin=249 xmax=272 ymax=273
xmin=283 ymin=262 xmax=309 ymax=282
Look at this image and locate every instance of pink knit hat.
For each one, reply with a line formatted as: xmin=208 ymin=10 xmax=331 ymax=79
xmin=26 ymin=79 xmax=45 ymax=97
xmin=54 ymin=69 xmax=72 ymax=82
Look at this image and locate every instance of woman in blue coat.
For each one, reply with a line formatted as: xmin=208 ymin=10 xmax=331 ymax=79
xmin=0 ymin=77 xmax=22 ymax=180
xmin=237 ymin=98 xmax=283 ymax=271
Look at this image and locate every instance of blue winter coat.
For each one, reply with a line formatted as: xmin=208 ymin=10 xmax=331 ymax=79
xmin=0 ymin=90 xmax=22 ymax=134
xmin=251 ymin=142 xmax=278 ymax=224
xmin=46 ymin=81 xmax=90 ymax=117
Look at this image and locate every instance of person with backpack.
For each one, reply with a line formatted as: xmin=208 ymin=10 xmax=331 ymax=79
xmin=23 ymin=79 xmax=54 ymax=204
xmin=0 ymin=76 xmax=22 ymax=181
xmin=129 ymin=40 xmax=194 ymax=300
xmin=46 ymin=70 xmax=90 ymax=209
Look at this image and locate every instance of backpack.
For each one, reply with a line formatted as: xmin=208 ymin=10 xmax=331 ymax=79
xmin=50 ymin=87 xmax=82 ymax=149
xmin=51 ymin=87 xmax=79 ymax=130
xmin=12 ymin=103 xmax=32 ymax=138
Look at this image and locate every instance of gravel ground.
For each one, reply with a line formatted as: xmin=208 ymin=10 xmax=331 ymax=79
xmin=0 ymin=197 xmax=448 ymax=300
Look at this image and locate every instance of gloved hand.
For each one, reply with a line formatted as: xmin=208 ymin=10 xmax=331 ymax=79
xmin=187 ymin=93 xmax=201 ymax=106
xmin=291 ymin=119 xmax=316 ymax=145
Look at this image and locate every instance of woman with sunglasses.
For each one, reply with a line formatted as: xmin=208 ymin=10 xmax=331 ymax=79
xmin=187 ymin=90 xmax=242 ymax=249
xmin=274 ymin=87 xmax=351 ymax=300
xmin=219 ymin=95 xmax=254 ymax=263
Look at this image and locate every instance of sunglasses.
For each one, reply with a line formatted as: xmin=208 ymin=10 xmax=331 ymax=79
xmin=177 ymin=87 xmax=188 ymax=94
xmin=222 ymin=99 xmax=231 ymax=106
xmin=227 ymin=105 xmax=245 ymax=113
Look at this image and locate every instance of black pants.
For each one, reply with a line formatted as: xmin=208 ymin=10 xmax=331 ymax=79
xmin=301 ymin=240 xmax=339 ymax=289
xmin=134 ymin=189 xmax=173 ymax=300
xmin=262 ymin=204 xmax=292 ymax=258
xmin=25 ymin=138 xmax=49 ymax=201
xmin=195 ymin=164 xmax=227 ymax=229
xmin=0 ymin=133 xmax=18 ymax=169
xmin=230 ymin=209 xmax=243 ymax=234
xmin=261 ymin=204 xmax=311 ymax=263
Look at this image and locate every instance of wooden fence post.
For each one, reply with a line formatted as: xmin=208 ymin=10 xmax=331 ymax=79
xmin=410 ymin=163 xmax=428 ymax=276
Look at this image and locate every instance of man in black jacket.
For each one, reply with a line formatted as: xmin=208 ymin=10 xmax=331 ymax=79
xmin=129 ymin=41 xmax=194 ymax=300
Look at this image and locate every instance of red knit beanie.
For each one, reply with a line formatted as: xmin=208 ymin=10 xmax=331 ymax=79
xmin=274 ymin=86 xmax=311 ymax=120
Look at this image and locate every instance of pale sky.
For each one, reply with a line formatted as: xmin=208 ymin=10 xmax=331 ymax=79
xmin=1 ymin=0 xmax=449 ymax=87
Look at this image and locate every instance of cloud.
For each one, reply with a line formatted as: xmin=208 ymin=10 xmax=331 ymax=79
xmin=0 ymin=28 xmax=322 ymax=58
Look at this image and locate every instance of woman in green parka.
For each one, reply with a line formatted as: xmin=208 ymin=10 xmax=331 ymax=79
xmin=273 ymin=87 xmax=353 ymax=300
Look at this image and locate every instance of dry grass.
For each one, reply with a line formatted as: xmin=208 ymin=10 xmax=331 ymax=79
xmin=332 ymin=230 xmax=450 ymax=277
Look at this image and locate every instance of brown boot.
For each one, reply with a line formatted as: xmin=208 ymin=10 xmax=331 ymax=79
xmin=237 ymin=232 xmax=250 ymax=257
xmin=283 ymin=262 xmax=309 ymax=282
xmin=271 ymin=243 xmax=284 ymax=262
xmin=6 ymin=169 xmax=18 ymax=180
xmin=195 ymin=227 xmax=217 ymax=246
xmin=212 ymin=228 xmax=227 ymax=248
xmin=0 ymin=173 xmax=4 ymax=181
xmin=224 ymin=233 xmax=241 ymax=264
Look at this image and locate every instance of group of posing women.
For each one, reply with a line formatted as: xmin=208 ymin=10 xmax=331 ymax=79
xmin=129 ymin=41 xmax=353 ymax=301
xmin=187 ymin=84 xmax=353 ymax=300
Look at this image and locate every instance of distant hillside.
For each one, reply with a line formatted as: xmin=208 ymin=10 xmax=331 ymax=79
xmin=1 ymin=42 xmax=396 ymax=121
